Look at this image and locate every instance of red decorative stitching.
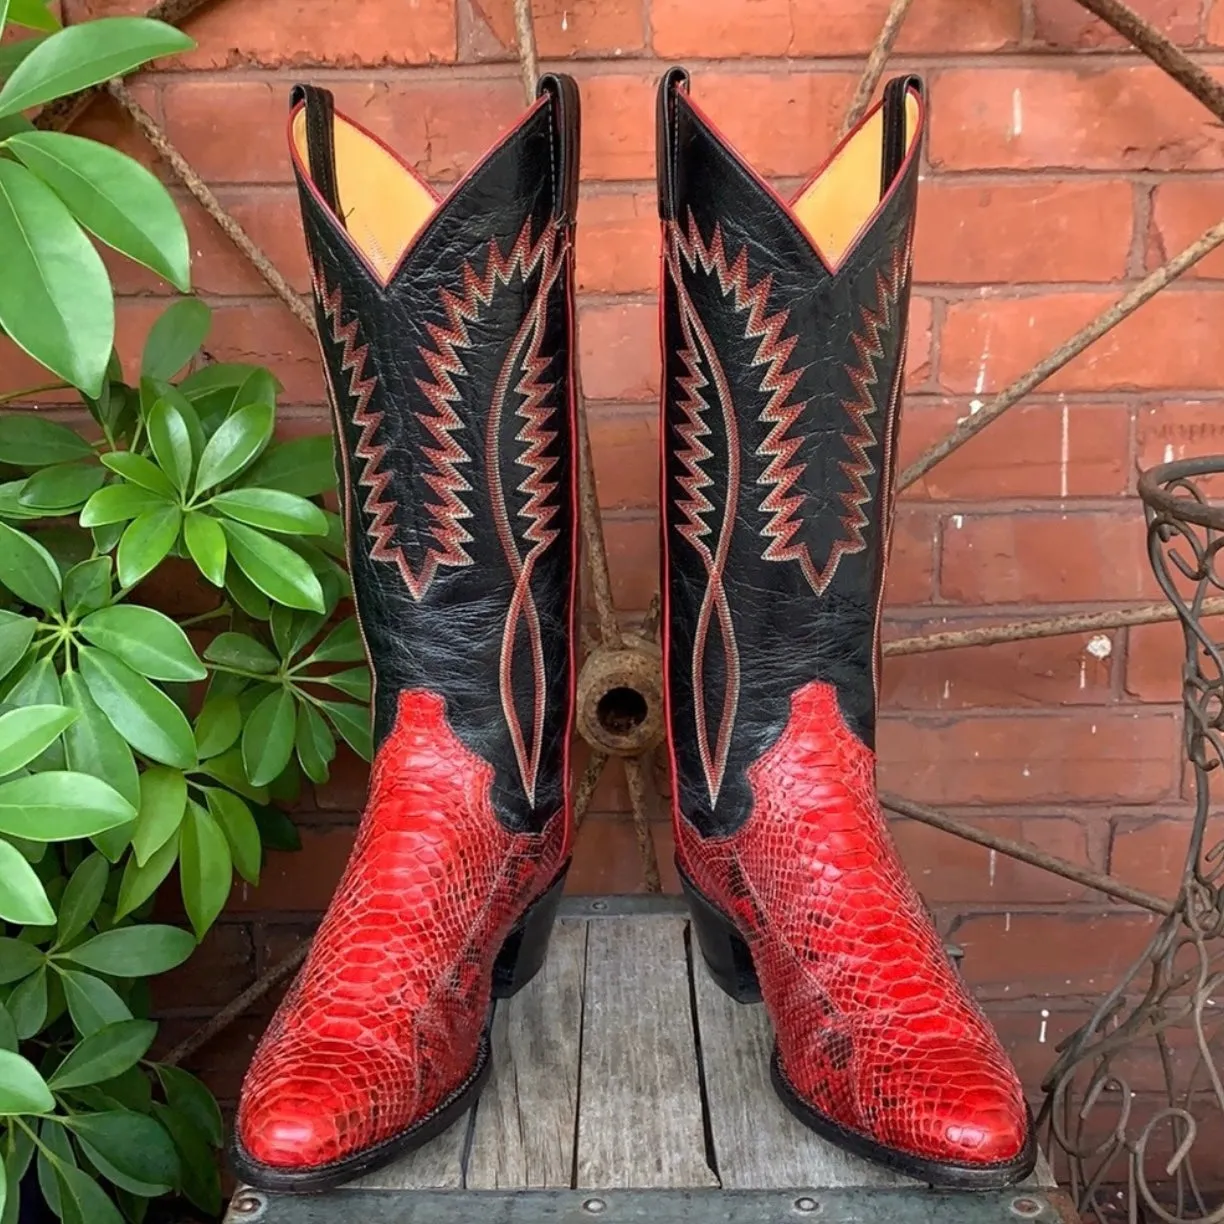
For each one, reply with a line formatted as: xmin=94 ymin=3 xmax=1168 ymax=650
xmin=668 ymin=218 xmax=742 ymax=806
xmin=485 ymin=221 xmax=566 ymax=806
xmin=314 ymin=268 xmax=472 ymax=601
xmin=672 ymin=215 xmax=908 ymax=599
xmin=314 ymin=221 xmax=563 ymax=605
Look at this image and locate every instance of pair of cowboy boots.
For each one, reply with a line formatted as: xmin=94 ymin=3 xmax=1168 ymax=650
xmin=232 ymin=69 xmax=1036 ymax=1193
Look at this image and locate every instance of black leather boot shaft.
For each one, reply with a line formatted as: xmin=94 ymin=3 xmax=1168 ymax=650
xmin=290 ymin=77 xmax=581 ymax=833
xmin=657 ymin=71 xmax=924 ymax=837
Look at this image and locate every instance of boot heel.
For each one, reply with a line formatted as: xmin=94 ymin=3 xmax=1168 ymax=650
xmin=680 ymin=873 xmax=762 ymax=1003
xmin=493 ymin=867 xmax=568 ymax=998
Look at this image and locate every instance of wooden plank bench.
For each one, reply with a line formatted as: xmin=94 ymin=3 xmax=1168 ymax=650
xmin=225 ymin=896 xmax=1074 ymax=1224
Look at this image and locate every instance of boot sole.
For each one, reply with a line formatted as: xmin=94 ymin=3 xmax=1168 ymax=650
xmin=230 ymin=864 xmax=569 ymax=1194
xmin=679 ymin=869 xmax=1039 ymax=1190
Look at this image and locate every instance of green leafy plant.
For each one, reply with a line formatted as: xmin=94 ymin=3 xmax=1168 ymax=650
xmin=0 ymin=0 xmax=194 ymax=396
xmin=0 ymin=299 xmax=370 ymax=1223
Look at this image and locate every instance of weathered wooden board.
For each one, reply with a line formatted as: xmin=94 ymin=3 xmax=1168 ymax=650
xmin=465 ymin=919 xmax=588 ymax=1189
xmin=574 ymin=916 xmax=718 ymax=1188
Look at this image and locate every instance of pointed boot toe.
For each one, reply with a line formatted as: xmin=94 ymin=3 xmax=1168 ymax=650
xmin=236 ymin=1082 xmax=347 ymax=1173
xmin=772 ymin=1030 xmax=1034 ymax=1185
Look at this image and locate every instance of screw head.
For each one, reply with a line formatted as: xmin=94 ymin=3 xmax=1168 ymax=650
xmin=229 ymin=1192 xmax=266 ymax=1219
xmin=1010 ymin=1196 xmax=1043 ymax=1218
xmin=793 ymin=1197 xmax=820 ymax=1214
xmin=583 ymin=1197 xmax=608 ymax=1214
xmin=591 ymin=899 xmax=609 ymax=912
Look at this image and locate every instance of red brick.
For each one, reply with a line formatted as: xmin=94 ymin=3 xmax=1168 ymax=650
xmin=652 ymin=0 xmax=1021 ymax=57
xmin=569 ymin=817 xmax=680 ymax=894
xmin=882 ymin=626 xmax=1116 ymax=709
xmin=189 ymin=0 xmax=456 ymax=66
xmin=893 ymin=815 xmax=1093 ymax=904
xmin=1126 ymin=618 xmax=1224 ymax=702
xmin=905 ymin=297 xmax=933 ymax=389
xmin=161 ymin=79 xmax=524 ymax=185
xmin=0 ymin=339 xmax=82 ymax=405
xmin=68 ymin=85 xmax=163 ymax=173
xmin=152 ymin=924 xmax=254 ymax=1014
xmin=884 ymin=508 xmax=937 ymax=606
xmin=257 ymin=924 xmax=311 ymax=973
xmin=939 ymin=291 xmax=1224 ymax=394
xmin=580 ymin=74 xmax=657 ymax=181
xmin=940 ymin=511 xmax=1156 ymax=605
xmin=470 ymin=0 xmax=644 ymax=57
xmin=955 ymin=912 xmax=1161 ymax=998
xmin=313 ymin=747 xmax=368 ymax=814
xmin=113 ymin=300 xmax=186 ymax=383
xmin=135 ymin=558 xmax=217 ymax=618
xmin=1149 ymin=181 xmax=1224 ymax=278
xmin=877 ymin=711 xmax=1178 ymax=805
xmin=929 ymin=67 xmax=1224 ymax=173
xmin=589 ymin=406 xmax=658 ymax=511
xmin=160 ymin=81 xmax=291 ymax=185
xmin=1110 ymin=816 xmax=1218 ymax=897
xmin=984 ymin=1004 xmax=1095 ymax=1094
xmin=110 ymin=189 xmax=310 ymax=298
xmin=573 ymin=740 xmax=673 ymax=817
xmin=226 ymin=828 xmax=355 ymax=914
xmin=1136 ymin=400 xmax=1224 ymax=470
xmin=680 ymin=72 xmax=857 ymax=179
xmin=154 ymin=1015 xmax=264 ymax=1104
xmin=573 ymin=741 xmax=627 ymax=815
xmin=1205 ymin=0 xmax=1224 ymax=43
xmin=898 ymin=401 xmax=1130 ymax=500
xmin=67 ymin=0 xmax=456 ymax=65
xmin=913 ymin=180 xmax=1133 ymax=284
xmin=205 ymin=303 xmax=321 ymax=405
xmin=1033 ymin=0 xmax=1200 ymax=48
xmin=250 ymin=926 xmax=310 ymax=1017
xmin=577 ymin=190 xmax=658 ymax=295
xmin=603 ymin=516 xmax=659 ymax=612
xmin=579 ymin=301 xmax=658 ymax=402
xmin=1060 ymin=1090 xmax=1224 ymax=1181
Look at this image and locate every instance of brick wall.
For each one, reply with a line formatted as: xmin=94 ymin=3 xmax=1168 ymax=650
xmin=11 ymin=0 xmax=1223 ymax=1120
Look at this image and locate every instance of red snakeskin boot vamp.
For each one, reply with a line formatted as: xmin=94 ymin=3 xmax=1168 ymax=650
xmin=236 ymin=689 xmax=567 ymax=1171
xmin=677 ymin=680 xmax=1028 ymax=1168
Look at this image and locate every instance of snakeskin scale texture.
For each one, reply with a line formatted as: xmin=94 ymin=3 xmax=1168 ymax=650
xmin=676 ymin=680 xmax=1028 ymax=1166
xmin=237 ymin=689 xmax=568 ymax=1170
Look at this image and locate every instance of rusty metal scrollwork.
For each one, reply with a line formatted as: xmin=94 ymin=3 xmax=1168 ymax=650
xmin=1040 ymin=456 xmax=1224 ymax=1223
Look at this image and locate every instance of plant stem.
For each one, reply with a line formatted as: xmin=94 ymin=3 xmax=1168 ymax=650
xmin=0 ymin=382 xmax=70 ymax=405
xmin=13 ymin=1118 xmax=57 ymax=1162
xmin=290 ymin=683 xmax=326 ymax=708
xmin=179 ymin=604 xmax=232 ymax=629
xmin=207 ymin=662 xmax=285 ymax=683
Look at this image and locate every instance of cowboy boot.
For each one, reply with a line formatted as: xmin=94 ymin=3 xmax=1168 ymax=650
xmin=657 ymin=69 xmax=1035 ymax=1188
xmin=232 ymin=76 xmax=581 ymax=1192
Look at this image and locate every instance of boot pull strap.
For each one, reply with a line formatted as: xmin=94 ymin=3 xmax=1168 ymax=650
xmin=537 ymin=74 xmax=580 ymax=225
xmin=880 ymin=74 xmax=922 ymax=198
xmin=290 ymin=83 xmax=344 ymax=227
xmin=656 ymin=66 xmax=690 ymax=222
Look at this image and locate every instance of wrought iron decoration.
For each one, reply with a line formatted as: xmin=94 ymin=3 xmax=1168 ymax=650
xmin=1042 ymin=458 xmax=1224 ymax=1223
